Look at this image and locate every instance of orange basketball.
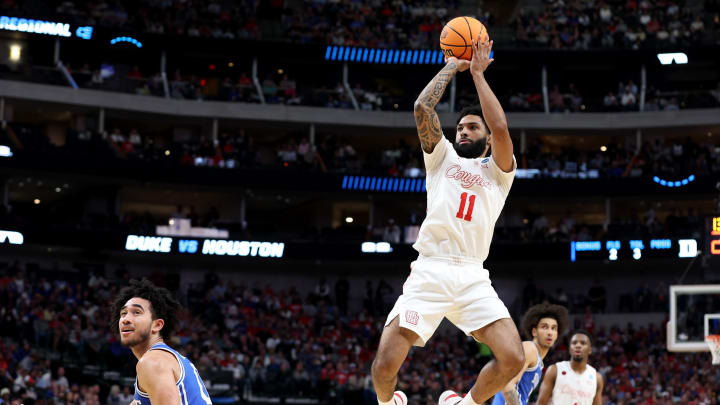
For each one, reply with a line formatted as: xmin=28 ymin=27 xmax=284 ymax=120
xmin=440 ymin=17 xmax=490 ymax=60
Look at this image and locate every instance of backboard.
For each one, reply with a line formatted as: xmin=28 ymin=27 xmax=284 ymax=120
xmin=667 ymin=284 xmax=720 ymax=352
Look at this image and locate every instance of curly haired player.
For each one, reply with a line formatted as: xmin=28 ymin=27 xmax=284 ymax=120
xmin=111 ymin=279 xmax=212 ymax=405
xmin=491 ymin=304 xmax=569 ymax=405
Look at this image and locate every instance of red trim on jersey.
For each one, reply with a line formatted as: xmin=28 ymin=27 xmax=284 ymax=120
xmin=393 ymin=392 xmax=404 ymax=404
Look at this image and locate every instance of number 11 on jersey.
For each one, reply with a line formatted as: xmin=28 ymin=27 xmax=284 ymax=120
xmin=456 ymin=192 xmax=476 ymax=222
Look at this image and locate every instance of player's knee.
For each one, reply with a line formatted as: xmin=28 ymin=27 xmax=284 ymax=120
xmin=498 ymin=343 xmax=525 ymax=378
xmin=371 ymin=355 xmax=398 ymax=381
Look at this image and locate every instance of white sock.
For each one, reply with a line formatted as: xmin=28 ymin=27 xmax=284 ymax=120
xmin=459 ymin=392 xmax=481 ymax=405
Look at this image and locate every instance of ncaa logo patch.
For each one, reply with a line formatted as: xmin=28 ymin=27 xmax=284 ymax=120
xmin=405 ymin=310 xmax=419 ymax=325
xmin=481 ymin=158 xmax=489 ymax=163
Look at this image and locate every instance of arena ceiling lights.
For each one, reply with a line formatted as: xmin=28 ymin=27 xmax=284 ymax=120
xmin=657 ymin=52 xmax=688 ymax=65
xmin=0 ymin=145 xmax=12 ymax=157
xmin=0 ymin=230 xmax=24 ymax=245
xmin=110 ymin=36 xmax=143 ymax=48
xmin=652 ymin=174 xmax=695 ymax=187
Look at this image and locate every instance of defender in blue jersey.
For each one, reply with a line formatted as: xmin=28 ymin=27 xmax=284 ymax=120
xmin=491 ymin=304 xmax=568 ymax=405
xmin=111 ymin=279 xmax=211 ymax=405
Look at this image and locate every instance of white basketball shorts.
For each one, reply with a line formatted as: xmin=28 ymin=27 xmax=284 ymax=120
xmin=385 ymin=255 xmax=510 ymax=347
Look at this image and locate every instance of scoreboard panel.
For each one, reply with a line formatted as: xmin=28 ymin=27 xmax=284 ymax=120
xmin=709 ymin=216 xmax=720 ymax=256
xmin=570 ymin=238 xmax=698 ymax=262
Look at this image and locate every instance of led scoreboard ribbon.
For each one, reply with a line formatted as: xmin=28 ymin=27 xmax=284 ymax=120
xmin=710 ymin=216 xmax=720 ymax=256
xmin=325 ymin=45 xmax=494 ymax=65
xmin=124 ymin=235 xmax=285 ymax=258
xmin=570 ymin=238 xmax=698 ymax=262
xmin=0 ymin=16 xmax=93 ymax=39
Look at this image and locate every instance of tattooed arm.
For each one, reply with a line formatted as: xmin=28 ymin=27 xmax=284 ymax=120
xmin=501 ymin=389 xmax=522 ymax=405
xmin=413 ymin=58 xmax=468 ymax=153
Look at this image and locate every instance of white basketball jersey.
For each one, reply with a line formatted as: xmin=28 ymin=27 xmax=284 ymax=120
xmin=412 ymin=137 xmax=516 ymax=262
xmin=550 ymin=361 xmax=598 ymax=405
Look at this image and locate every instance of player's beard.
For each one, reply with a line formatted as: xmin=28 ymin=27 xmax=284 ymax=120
xmin=571 ymin=355 xmax=585 ymax=362
xmin=121 ymin=324 xmax=152 ymax=347
xmin=453 ymin=137 xmax=487 ymax=159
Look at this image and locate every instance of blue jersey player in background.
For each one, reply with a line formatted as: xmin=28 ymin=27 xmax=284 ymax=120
xmin=112 ymin=279 xmax=211 ymax=405
xmin=492 ymin=304 xmax=569 ymax=405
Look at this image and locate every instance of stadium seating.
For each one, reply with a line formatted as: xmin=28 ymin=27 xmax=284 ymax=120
xmin=1 ymin=262 xmax=717 ymax=405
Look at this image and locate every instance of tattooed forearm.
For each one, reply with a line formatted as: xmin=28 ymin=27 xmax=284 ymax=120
xmin=502 ymin=390 xmax=522 ymax=405
xmin=414 ymin=62 xmax=457 ymax=153
xmin=418 ymin=63 xmax=456 ymax=109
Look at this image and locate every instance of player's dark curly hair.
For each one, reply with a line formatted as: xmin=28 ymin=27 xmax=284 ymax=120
xmin=521 ymin=303 xmax=569 ymax=339
xmin=456 ymin=105 xmax=487 ymax=127
xmin=110 ymin=278 xmax=181 ymax=340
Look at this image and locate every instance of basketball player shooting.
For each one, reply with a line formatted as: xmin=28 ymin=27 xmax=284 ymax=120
xmin=536 ymin=331 xmax=605 ymax=405
xmin=111 ymin=279 xmax=212 ymax=405
xmin=370 ymin=37 xmax=525 ymax=405
xmin=491 ymin=304 xmax=569 ymax=405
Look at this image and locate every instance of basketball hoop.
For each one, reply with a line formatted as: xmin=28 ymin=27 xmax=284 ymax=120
xmin=706 ymin=335 xmax=720 ymax=365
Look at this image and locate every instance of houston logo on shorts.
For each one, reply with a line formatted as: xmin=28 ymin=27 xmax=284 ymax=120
xmin=405 ymin=310 xmax=419 ymax=325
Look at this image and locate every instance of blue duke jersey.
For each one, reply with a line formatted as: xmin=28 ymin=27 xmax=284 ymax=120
xmin=491 ymin=346 xmax=543 ymax=405
xmin=134 ymin=343 xmax=212 ymax=405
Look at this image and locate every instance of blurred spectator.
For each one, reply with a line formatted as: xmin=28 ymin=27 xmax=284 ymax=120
xmin=128 ymin=66 xmax=143 ymax=79
xmin=549 ymin=85 xmax=565 ymax=112
xmin=382 ymin=218 xmax=401 ymax=243
xmin=603 ymin=92 xmax=619 ymax=111
xmin=513 ymin=1 xmax=708 ymax=49
xmin=552 ymin=288 xmax=570 ymax=308
xmin=336 ymin=277 xmax=350 ymax=316
xmin=620 ymin=86 xmax=637 ymax=110
xmin=106 ymin=385 xmax=122 ymax=405
xmin=313 ymin=278 xmax=331 ymax=305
